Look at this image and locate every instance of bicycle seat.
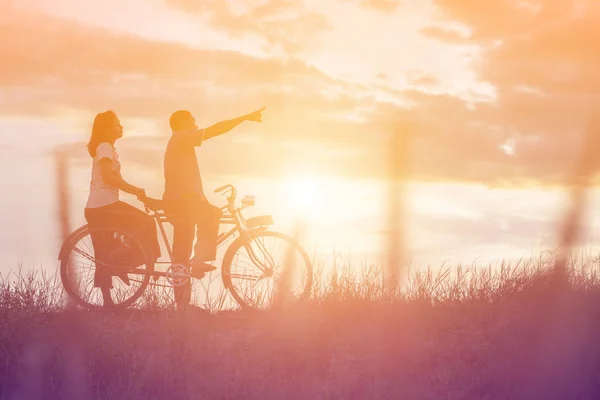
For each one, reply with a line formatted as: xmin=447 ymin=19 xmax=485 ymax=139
xmin=143 ymin=197 xmax=165 ymax=212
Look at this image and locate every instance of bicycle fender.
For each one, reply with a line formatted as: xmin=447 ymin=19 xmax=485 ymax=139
xmin=57 ymin=225 xmax=89 ymax=261
xmin=245 ymin=215 xmax=274 ymax=229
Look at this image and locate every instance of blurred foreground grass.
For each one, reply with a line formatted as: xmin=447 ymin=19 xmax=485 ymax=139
xmin=2 ymin=253 xmax=600 ymax=399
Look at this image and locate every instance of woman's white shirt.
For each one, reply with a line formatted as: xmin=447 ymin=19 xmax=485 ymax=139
xmin=86 ymin=142 xmax=120 ymax=209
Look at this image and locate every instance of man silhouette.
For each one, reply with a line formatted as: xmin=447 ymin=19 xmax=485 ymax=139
xmin=163 ymin=107 xmax=265 ymax=278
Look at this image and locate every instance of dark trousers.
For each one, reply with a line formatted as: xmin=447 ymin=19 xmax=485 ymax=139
xmin=165 ymin=194 xmax=222 ymax=266
xmin=85 ymin=201 xmax=161 ymax=260
xmin=84 ymin=201 xmax=161 ymax=288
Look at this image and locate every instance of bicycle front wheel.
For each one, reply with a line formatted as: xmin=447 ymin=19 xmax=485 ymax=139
xmin=221 ymin=230 xmax=312 ymax=310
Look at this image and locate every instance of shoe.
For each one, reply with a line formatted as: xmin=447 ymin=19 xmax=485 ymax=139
xmin=114 ymin=269 xmax=131 ymax=286
xmin=190 ymin=261 xmax=217 ymax=279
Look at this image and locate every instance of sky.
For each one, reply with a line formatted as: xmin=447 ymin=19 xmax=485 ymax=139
xmin=2 ymin=0 xmax=600 ymax=273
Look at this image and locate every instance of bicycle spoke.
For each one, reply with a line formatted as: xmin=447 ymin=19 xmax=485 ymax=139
xmin=243 ymin=236 xmax=276 ymax=272
xmin=71 ymin=247 xmax=96 ymax=264
xmin=226 ymin=273 xmax=264 ymax=281
xmin=61 ymin=226 xmax=152 ymax=309
xmin=226 ymin=232 xmax=311 ymax=310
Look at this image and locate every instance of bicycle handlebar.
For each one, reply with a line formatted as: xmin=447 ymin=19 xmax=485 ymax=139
xmin=215 ymin=184 xmax=234 ymax=194
xmin=142 ymin=184 xmax=245 ymax=214
xmin=141 ymin=197 xmax=165 ymax=213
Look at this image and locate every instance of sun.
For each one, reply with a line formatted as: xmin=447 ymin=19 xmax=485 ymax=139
xmin=283 ymin=176 xmax=319 ymax=214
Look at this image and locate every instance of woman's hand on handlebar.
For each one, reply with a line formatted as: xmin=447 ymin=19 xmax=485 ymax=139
xmin=140 ymin=197 xmax=164 ymax=212
xmin=134 ymin=188 xmax=147 ymax=202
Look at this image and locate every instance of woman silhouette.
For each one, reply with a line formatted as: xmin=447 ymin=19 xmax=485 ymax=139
xmin=84 ymin=110 xmax=160 ymax=306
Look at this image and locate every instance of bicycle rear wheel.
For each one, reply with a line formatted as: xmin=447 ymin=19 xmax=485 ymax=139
xmin=221 ymin=231 xmax=312 ymax=310
xmin=60 ymin=226 xmax=154 ymax=309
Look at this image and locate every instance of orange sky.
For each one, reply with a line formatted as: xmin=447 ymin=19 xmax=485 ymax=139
xmin=2 ymin=0 xmax=600 ymax=269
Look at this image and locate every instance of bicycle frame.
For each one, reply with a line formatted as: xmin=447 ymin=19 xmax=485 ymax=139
xmin=151 ymin=204 xmax=241 ymax=265
xmin=147 ymin=185 xmax=276 ymax=275
xmin=60 ymin=185 xmax=276 ymax=285
xmin=60 ymin=183 xmax=312 ymax=309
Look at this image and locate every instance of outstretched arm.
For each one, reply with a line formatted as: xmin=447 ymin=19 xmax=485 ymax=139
xmin=177 ymin=107 xmax=265 ymax=147
xmin=203 ymin=107 xmax=265 ymax=141
xmin=203 ymin=116 xmax=246 ymax=141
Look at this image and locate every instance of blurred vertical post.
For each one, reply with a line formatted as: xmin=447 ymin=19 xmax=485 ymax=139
xmin=55 ymin=147 xmax=71 ymax=241
xmin=554 ymin=114 xmax=600 ymax=277
xmin=514 ymin=113 xmax=600 ymax=399
xmin=54 ymin=146 xmax=90 ymax=398
xmin=385 ymin=120 xmax=412 ymax=297
xmin=274 ymin=220 xmax=305 ymax=309
xmin=16 ymin=147 xmax=72 ymax=400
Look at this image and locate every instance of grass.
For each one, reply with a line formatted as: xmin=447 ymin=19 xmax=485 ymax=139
xmin=2 ymin=254 xmax=600 ymax=399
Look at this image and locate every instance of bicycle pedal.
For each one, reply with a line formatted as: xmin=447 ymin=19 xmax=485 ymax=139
xmin=166 ymin=264 xmax=190 ymax=287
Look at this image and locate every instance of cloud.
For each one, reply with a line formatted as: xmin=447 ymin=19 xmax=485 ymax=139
xmin=164 ymin=0 xmax=331 ymax=53
xmin=4 ymin=2 xmax=595 ymax=186
xmin=0 ymin=7 xmax=344 ymax=117
xmin=358 ymin=0 xmax=401 ymax=13
xmin=413 ymin=0 xmax=600 ymax=185
xmin=0 ymin=8 xmax=414 ymax=182
xmin=418 ymin=26 xmax=470 ymax=44
xmin=427 ymin=1 xmax=600 ymax=95
xmin=414 ymin=212 xmax=555 ymax=252
xmin=0 ymin=9 xmax=381 ymax=176
xmin=429 ymin=0 xmax=543 ymax=41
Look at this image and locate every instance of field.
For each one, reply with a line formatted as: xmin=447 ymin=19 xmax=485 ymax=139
xmin=1 ymin=255 xmax=600 ymax=400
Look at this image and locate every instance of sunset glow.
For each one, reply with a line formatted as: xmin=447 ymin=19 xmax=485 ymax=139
xmin=1 ymin=0 xmax=599 ymax=273
xmin=283 ymin=176 xmax=319 ymax=214
xmin=4 ymin=2 xmax=600 ymax=398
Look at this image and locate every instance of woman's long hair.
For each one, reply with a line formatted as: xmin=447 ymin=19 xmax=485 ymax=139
xmin=87 ymin=110 xmax=117 ymax=157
